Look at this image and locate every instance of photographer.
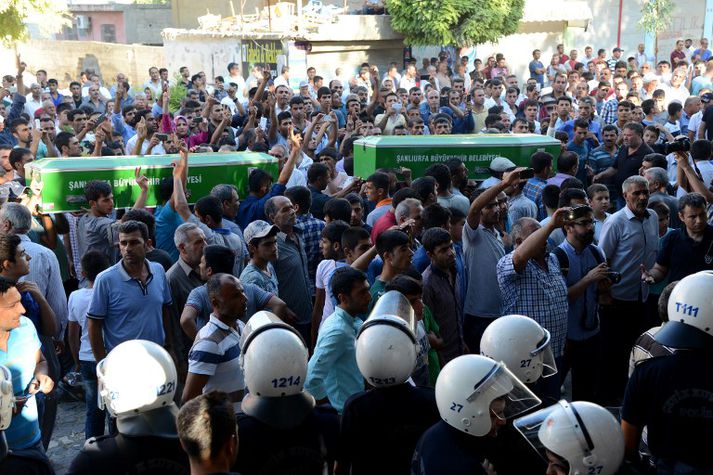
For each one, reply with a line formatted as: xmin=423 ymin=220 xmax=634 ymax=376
xmin=555 ymin=205 xmax=611 ymax=403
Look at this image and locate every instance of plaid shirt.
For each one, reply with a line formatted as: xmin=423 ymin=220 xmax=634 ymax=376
xmin=296 ymin=213 xmax=326 ymax=295
xmin=600 ymin=98 xmax=619 ymax=125
xmin=496 ymin=252 xmax=569 ymax=357
xmin=522 ymin=177 xmax=548 ymax=220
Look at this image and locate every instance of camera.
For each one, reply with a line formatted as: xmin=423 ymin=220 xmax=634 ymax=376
xmin=605 ymin=271 xmax=622 ymax=284
xmin=664 ymin=136 xmax=690 ymax=155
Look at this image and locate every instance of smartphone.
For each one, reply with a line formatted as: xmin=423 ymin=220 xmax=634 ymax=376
xmin=259 ymin=117 xmax=268 ymax=131
xmin=420 ymin=74 xmax=430 ymax=81
xmin=34 ymin=118 xmax=41 ymax=130
xmin=155 ymin=133 xmax=169 ymax=141
xmin=466 ymin=94 xmax=472 ymax=104
xmin=519 ymin=168 xmax=535 ymax=179
xmin=191 ymin=117 xmax=203 ymax=126
xmin=0 ymin=115 xmax=4 ymax=126
xmin=96 ymin=113 xmax=107 ymax=124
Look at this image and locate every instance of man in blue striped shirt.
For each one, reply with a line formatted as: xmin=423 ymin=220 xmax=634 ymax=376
xmin=182 ymin=273 xmax=248 ymax=409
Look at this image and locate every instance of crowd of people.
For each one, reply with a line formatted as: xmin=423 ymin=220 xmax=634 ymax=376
xmin=0 ymin=36 xmax=712 ymax=475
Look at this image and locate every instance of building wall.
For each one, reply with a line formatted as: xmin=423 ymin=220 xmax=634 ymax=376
xmin=72 ymin=10 xmax=127 ymax=43
xmin=2 ymin=40 xmax=164 ymax=89
xmin=124 ymin=5 xmax=173 ymax=45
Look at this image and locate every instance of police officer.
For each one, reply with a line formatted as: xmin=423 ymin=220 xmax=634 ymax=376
xmin=233 ymin=311 xmax=338 ymax=475
xmin=338 ymin=291 xmax=440 ymax=474
xmin=412 ymin=354 xmax=541 ymax=475
xmin=480 ymin=314 xmax=558 ymax=386
xmin=479 ymin=314 xmax=557 ymax=474
xmin=67 ymin=340 xmax=189 ymax=475
xmin=514 ymin=400 xmax=625 ymax=475
xmin=621 ymin=271 xmax=713 ymax=473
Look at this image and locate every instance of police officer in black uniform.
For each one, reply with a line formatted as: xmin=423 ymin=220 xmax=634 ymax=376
xmin=411 ymin=354 xmax=541 ymax=475
xmin=338 ymin=290 xmax=440 ymax=475
xmin=622 ymin=271 xmax=713 ymax=473
xmin=66 ymin=340 xmax=189 ymax=475
xmin=232 ymin=311 xmax=338 ymax=475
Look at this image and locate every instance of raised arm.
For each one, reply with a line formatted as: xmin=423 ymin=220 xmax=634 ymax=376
xmin=466 ymin=168 xmax=524 ymax=229
xmin=512 ymin=207 xmax=569 ymax=273
xmin=277 ymin=126 xmax=300 ymax=186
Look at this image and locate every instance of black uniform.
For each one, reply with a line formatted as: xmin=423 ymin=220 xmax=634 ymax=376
xmin=411 ymin=421 xmax=488 ymax=475
xmin=339 ymin=384 xmax=440 ymax=475
xmin=232 ymin=407 xmax=338 ymax=475
xmin=66 ymin=433 xmax=189 ymax=475
xmin=622 ymin=350 xmax=713 ymax=471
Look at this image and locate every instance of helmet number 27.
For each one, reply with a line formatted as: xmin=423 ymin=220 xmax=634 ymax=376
xmin=520 ymin=359 xmax=532 ymax=368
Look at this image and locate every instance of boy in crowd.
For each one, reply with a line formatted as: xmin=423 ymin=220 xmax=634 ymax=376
xmin=67 ymin=251 xmax=111 ymax=440
xmin=587 ymin=183 xmax=611 ymax=243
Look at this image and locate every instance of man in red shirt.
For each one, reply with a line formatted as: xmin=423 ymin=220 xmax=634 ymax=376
xmin=670 ymin=39 xmax=687 ymax=67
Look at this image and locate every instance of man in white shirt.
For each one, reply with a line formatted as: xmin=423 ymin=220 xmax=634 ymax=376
xmin=227 ymin=62 xmax=247 ymax=99
xmin=24 ymin=83 xmax=43 ymax=118
xmin=273 ymin=66 xmax=290 ymax=89
xmin=144 ymin=67 xmax=163 ymax=101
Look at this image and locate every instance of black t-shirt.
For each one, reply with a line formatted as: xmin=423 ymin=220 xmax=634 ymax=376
xmin=657 ymin=225 xmax=713 ymax=282
xmin=411 ymin=421 xmax=488 ymax=475
xmin=622 ymin=350 xmax=713 ymax=469
xmin=339 ymin=384 xmax=440 ymax=475
xmin=233 ymin=407 xmax=339 ymax=475
xmin=703 ymin=106 xmax=713 ymax=141
xmin=66 ymin=434 xmax=189 ymax=475
xmin=612 ymin=143 xmax=654 ymax=191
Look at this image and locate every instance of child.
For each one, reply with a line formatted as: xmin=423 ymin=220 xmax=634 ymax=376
xmin=586 ymin=183 xmax=611 ymax=244
xmin=664 ymin=101 xmax=683 ymax=137
xmin=67 ymin=250 xmax=110 ymax=440
xmin=239 ymin=220 xmax=280 ymax=295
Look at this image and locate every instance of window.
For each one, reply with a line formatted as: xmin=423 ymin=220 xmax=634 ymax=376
xmin=101 ymin=24 xmax=116 ymax=43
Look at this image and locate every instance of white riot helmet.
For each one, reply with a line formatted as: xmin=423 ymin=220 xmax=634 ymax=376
xmin=435 ymin=354 xmax=541 ymax=436
xmin=96 ymin=340 xmax=178 ymax=437
xmin=514 ymin=400 xmax=625 ymax=475
xmin=240 ymin=311 xmax=315 ymax=429
xmin=356 ymin=291 xmax=418 ymax=388
xmin=658 ymin=271 xmax=713 ymax=349
xmin=480 ymin=314 xmax=557 ymax=384
xmin=0 ymin=365 xmax=13 ymax=431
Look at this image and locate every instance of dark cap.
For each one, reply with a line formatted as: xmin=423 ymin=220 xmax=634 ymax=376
xmin=613 ymin=47 xmax=623 ymax=53
xmin=701 ymin=92 xmax=713 ymax=104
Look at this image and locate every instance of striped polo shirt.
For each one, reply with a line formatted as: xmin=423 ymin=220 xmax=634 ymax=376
xmin=187 ymin=314 xmax=245 ymax=400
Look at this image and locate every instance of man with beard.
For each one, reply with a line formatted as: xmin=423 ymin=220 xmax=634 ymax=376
xmin=555 ymin=205 xmax=611 ymax=403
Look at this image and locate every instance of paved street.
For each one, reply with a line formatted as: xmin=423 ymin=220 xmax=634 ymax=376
xmin=47 ymin=400 xmax=86 ymax=475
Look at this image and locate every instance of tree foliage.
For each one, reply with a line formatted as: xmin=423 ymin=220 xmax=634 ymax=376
xmin=637 ymin=0 xmax=674 ymax=34
xmin=386 ymin=0 xmax=525 ymax=47
xmin=0 ymin=0 xmax=72 ymax=46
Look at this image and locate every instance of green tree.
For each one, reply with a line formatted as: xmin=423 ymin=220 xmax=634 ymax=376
xmin=0 ymin=0 xmax=72 ymax=46
xmin=386 ymin=0 xmax=524 ymax=47
xmin=637 ymin=0 xmax=674 ymax=60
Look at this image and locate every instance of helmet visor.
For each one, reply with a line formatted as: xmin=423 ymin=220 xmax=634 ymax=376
xmin=531 ymin=329 xmax=558 ymax=378
xmin=466 ymin=362 xmax=541 ymax=421
xmin=366 ymin=290 xmax=417 ymax=336
xmin=514 ymin=400 xmax=594 ymax=463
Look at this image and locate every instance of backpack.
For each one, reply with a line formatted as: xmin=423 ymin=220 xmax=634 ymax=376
xmin=552 ymin=244 xmax=603 ymax=278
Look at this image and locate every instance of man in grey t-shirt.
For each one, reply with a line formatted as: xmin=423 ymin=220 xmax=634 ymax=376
xmin=77 ymin=177 xmax=149 ymax=269
xmin=463 ymin=168 xmax=525 ymax=352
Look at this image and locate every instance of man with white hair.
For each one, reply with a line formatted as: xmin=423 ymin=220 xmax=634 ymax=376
xmin=166 ymin=222 xmax=207 ymax=376
xmin=0 ymin=203 xmax=67 ymax=336
xmin=598 ymin=175 xmax=659 ymax=405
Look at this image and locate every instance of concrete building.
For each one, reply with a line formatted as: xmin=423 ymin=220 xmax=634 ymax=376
xmin=58 ymin=1 xmax=172 ymax=45
xmin=167 ymin=0 xmax=711 ymax=85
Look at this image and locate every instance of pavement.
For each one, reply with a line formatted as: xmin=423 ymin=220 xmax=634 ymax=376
xmin=46 ymin=399 xmax=87 ymax=475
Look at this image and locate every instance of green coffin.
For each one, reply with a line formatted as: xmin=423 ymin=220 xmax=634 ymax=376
xmin=353 ymin=134 xmax=561 ymax=180
xmin=26 ymin=152 xmax=278 ymax=213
